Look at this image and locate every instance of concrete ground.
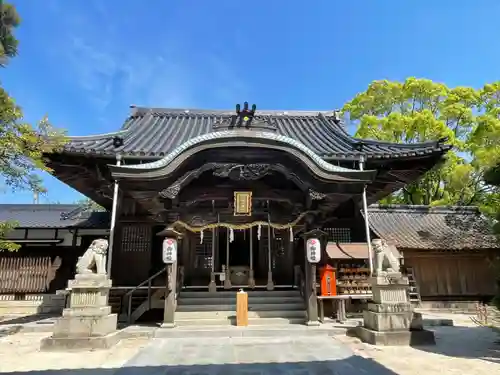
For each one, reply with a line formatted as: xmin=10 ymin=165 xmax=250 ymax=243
xmin=0 ymin=312 xmax=498 ymax=374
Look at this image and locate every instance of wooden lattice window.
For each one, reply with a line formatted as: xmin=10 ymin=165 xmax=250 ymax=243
xmin=195 ymin=230 xmax=213 ymax=269
xmin=121 ymin=225 xmax=152 ymax=253
xmin=324 ymin=227 xmax=351 ymax=243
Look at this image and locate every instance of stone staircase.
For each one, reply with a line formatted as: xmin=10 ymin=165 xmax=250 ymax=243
xmin=175 ymin=290 xmax=306 ymax=326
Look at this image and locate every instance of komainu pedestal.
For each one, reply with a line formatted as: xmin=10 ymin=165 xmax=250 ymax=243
xmin=352 ymin=275 xmax=435 ymax=346
xmin=40 ymin=274 xmax=119 ymax=351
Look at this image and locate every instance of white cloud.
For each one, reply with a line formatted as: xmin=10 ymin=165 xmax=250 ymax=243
xmin=46 ymin=1 xmax=249 ymax=115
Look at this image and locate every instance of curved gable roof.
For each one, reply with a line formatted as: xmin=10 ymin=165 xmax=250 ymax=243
xmin=62 ymin=107 xmax=450 ymax=160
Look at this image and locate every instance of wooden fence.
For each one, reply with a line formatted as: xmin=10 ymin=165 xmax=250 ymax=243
xmin=0 ymin=256 xmax=61 ymax=293
xmin=472 ymin=303 xmax=500 ymax=329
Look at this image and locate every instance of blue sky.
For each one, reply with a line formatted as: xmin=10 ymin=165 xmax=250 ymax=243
xmin=1 ymin=0 xmax=500 ymax=204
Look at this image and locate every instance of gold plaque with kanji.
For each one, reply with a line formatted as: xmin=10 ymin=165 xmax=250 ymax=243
xmin=234 ymin=191 xmax=252 ymax=216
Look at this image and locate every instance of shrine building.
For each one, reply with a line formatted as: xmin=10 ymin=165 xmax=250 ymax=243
xmin=2 ymin=104 xmax=496 ymax=325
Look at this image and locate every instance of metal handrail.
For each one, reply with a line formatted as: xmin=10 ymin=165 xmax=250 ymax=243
xmin=120 ymin=267 xmax=167 ymax=320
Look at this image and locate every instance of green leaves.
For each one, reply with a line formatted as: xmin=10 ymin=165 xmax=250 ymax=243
xmin=0 ymin=2 xmax=20 ymax=66
xmin=0 ymin=2 xmax=67 ymax=251
xmin=75 ymin=198 xmax=106 ymax=212
xmin=342 ymin=77 xmax=500 ymax=219
xmin=0 ymin=221 xmax=20 ymax=251
xmin=0 ymin=88 xmax=67 ymax=193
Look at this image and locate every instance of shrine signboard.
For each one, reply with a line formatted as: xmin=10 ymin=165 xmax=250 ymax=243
xmin=234 ymin=191 xmax=252 ymax=216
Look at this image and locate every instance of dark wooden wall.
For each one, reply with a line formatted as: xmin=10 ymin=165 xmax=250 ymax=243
xmin=404 ymin=249 xmax=498 ymax=299
xmin=111 ymin=223 xmax=153 ymax=286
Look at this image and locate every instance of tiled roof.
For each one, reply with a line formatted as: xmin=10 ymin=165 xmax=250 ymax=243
xmin=366 ymin=205 xmax=499 ymax=250
xmin=62 ymin=107 xmax=450 ymax=160
xmin=0 ymin=204 xmax=109 ymax=229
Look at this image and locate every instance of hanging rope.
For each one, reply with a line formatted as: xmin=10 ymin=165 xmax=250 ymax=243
xmin=172 ymin=211 xmax=312 ymax=233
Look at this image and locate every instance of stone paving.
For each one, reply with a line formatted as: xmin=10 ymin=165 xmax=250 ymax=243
xmin=0 ymin=314 xmax=498 ymax=374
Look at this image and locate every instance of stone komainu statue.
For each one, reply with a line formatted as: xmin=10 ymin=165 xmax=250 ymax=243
xmin=76 ymin=239 xmax=109 ymax=275
xmin=372 ymin=238 xmax=400 ymax=276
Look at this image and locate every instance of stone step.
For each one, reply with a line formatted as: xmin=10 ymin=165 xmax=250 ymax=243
xmin=177 ymin=296 xmax=303 ymax=305
xmin=175 ymin=316 xmax=306 ymax=327
xmin=175 ymin=310 xmax=307 ymax=320
xmin=176 ymin=303 xmax=305 ymax=312
xmin=179 ymin=290 xmax=300 ymax=299
xmin=154 ymin=325 xmax=343 ymax=338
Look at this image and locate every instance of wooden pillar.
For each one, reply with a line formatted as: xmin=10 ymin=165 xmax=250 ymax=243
xmin=159 ymin=229 xmax=183 ymax=328
xmin=301 ymin=228 xmax=326 ymax=326
xmin=162 ymin=262 xmax=177 ymax=327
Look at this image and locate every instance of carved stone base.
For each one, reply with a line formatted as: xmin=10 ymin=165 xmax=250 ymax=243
xmin=40 ymin=331 xmax=121 ymax=351
xmin=363 ymin=310 xmax=412 ymax=331
xmin=370 ymin=275 xmax=409 ymax=305
xmin=364 ymin=301 xmax=414 ymax=331
xmin=350 ymin=326 xmax=436 ymax=346
xmin=352 ymin=274 xmax=435 ymax=346
xmin=40 ymin=274 xmax=118 ymax=351
xmin=44 ymin=312 xmax=117 ymax=338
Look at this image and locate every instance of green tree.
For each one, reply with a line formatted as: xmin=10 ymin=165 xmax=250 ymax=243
xmin=468 ymin=82 xmax=500 ymax=220
xmin=75 ymin=198 xmax=106 ymax=212
xmin=0 ymin=1 xmax=20 ymax=66
xmin=0 ymin=2 xmax=67 ymax=251
xmin=342 ymin=78 xmax=500 ymax=217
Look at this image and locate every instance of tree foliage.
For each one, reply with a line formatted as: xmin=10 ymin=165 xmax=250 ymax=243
xmin=342 ymin=78 xmax=500 ymax=219
xmin=0 ymin=2 xmax=67 ymax=251
xmin=75 ymin=198 xmax=106 ymax=212
xmin=0 ymin=1 xmax=20 ymax=66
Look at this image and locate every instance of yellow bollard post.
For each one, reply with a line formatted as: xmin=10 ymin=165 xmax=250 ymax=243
xmin=236 ymin=289 xmax=248 ymax=326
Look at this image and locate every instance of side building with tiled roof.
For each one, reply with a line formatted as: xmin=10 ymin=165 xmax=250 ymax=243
xmin=367 ymin=205 xmax=499 ymax=300
xmin=0 ymin=204 xmax=110 ymax=315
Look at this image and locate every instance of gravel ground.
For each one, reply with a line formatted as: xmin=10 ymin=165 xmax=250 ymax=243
xmin=0 ymin=312 xmax=498 ymax=374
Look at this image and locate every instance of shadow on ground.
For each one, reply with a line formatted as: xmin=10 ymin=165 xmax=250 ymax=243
xmin=0 ymin=357 xmax=399 ymax=375
xmin=0 ymin=313 xmax=57 ymax=325
xmin=415 ymin=325 xmax=500 ymax=364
